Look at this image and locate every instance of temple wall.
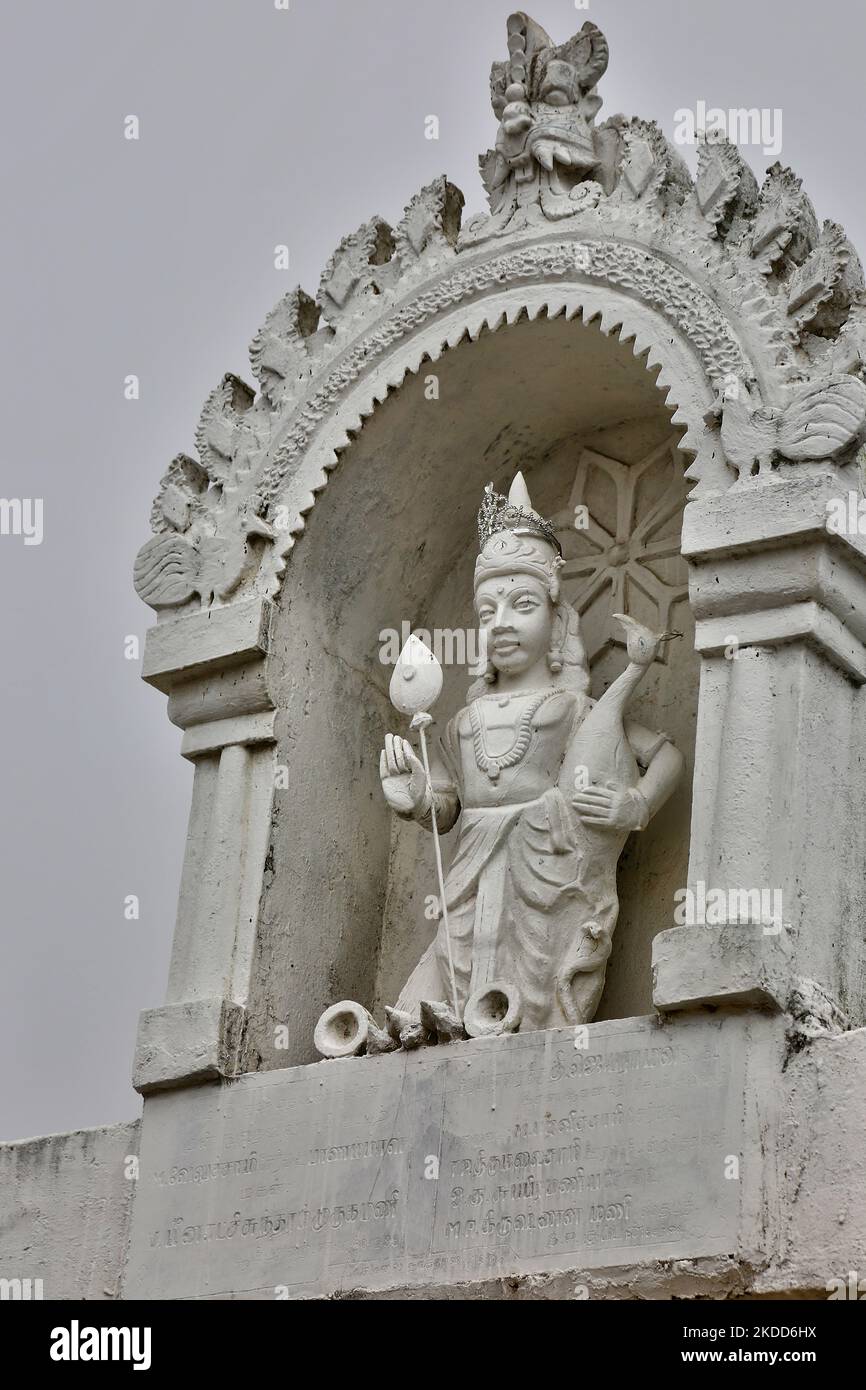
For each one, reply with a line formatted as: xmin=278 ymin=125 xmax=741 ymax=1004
xmin=4 ymin=1024 xmax=865 ymax=1301
xmin=0 ymin=1121 xmax=139 ymax=1300
xmin=116 ymin=1016 xmax=866 ymax=1300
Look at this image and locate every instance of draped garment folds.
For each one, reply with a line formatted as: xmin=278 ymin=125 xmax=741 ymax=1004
xmin=395 ymin=687 xmax=661 ymax=1029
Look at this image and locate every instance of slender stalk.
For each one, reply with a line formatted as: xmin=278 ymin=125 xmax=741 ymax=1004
xmin=417 ymin=722 xmax=460 ymax=1019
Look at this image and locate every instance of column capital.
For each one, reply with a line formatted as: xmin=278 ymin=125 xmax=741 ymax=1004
xmin=683 ymin=477 xmax=866 ymax=680
xmin=133 ymin=998 xmax=245 ymax=1095
xmin=141 ymin=597 xmax=273 ymax=695
xmin=652 ymin=924 xmax=793 ymax=1014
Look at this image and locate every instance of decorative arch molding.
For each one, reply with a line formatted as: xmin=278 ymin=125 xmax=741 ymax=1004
xmin=133 ymin=140 xmax=866 ymax=619
xmin=136 ymin=193 xmax=866 ymax=617
xmin=133 ymin=5 xmax=866 ymax=625
xmin=256 ymin=245 xmax=759 ymax=600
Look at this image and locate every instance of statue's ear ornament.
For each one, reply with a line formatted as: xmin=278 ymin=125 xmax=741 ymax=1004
xmin=549 ymin=553 xmax=565 ymax=603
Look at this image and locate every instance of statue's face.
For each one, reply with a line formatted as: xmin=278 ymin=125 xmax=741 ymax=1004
xmin=475 ymin=574 xmax=553 ymax=676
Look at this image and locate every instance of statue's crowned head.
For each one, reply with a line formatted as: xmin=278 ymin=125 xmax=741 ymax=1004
xmin=475 ymin=472 xmax=563 ymax=597
xmin=471 ymin=473 xmax=589 ymax=697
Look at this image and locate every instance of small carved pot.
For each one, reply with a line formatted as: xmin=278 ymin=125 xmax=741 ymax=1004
xmin=313 ymin=1000 xmax=373 ymax=1058
xmin=463 ymin=980 xmax=523 ymax=1038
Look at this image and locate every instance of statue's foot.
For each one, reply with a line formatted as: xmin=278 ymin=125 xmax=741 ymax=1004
xmin=384 ymin=1006 xmax=414 ymax=1041
xmin=366 ymin=1021 xmax=400 ymax=1055
xmin=398 ymin=1021 xmax=428 ymax=1050
xmin=384 ymin=1005 xmax=433 ymax=1050
xmin=419 ymin=999 xmax=466 ymax=1043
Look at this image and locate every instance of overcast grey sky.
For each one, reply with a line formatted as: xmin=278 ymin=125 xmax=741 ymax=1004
xmin=1 ymin=0 xmax=863 ymax=1141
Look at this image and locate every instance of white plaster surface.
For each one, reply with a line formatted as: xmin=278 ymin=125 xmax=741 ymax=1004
xmin=123 ymin=1014 xmax=770 ymax=1299
xmin=5 ymin=1023 xmax=864 ymax=1300
xmin=0 ymin=1121 xmax=139 ymax=1300
xmin=5 ymin=8 xmax=863 ymax=1306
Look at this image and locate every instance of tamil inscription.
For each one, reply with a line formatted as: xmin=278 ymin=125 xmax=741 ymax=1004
xmin=123 ymin=1014 xmax=751 ymax=1298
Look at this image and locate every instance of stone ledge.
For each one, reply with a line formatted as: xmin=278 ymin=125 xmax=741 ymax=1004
xmin=142 ymin=599 xmax=272 ymax=694
xmin=687 ymin=539 xmax=866 ymax=648
xmin=133 ymin=998 xmax=246 ymax=1094
xmin=693 ymin=602 xmax=866 ymax=682
xmin=652 ymin=923 xmax=794 ymax=1013
xmin=180 ymin=710 xmax=277 ymax=760
xmin=682 ymin=476 xmax=866 ymax=571
xmin=122 ymin=1014 xmax=771 ymax=1298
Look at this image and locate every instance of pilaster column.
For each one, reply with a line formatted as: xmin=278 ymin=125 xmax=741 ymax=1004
xmin=653 ymin=475 xmax=866 ymax=1025
xmin=132 ymin=598 xmax=277 ymax=1093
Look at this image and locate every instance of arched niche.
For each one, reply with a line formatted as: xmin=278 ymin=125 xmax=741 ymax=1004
xmin=248 ymin=302 xmax=700 ymax=1066
xmin=130 ymin=15 xmax=866 ymax=1102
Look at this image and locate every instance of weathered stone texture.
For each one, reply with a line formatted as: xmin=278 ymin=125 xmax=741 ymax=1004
xmin=0 ymin=1121 xmax=139 ymax=1300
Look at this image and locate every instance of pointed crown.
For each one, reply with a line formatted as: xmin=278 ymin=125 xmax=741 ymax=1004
xmin=474 ymin=473 xmax=563 ymax=595
xmin=476 ymin=473 xmax=562 ymax=554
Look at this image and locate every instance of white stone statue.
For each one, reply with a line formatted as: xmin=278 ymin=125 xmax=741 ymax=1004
xmin=378 ymin=474 xmax=684 ymax=1042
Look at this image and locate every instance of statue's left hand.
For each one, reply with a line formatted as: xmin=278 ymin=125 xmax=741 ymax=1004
xmin=572 ymin=780 xmax=649 ymax=832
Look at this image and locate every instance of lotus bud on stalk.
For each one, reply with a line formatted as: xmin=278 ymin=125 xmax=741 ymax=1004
xmin=388 ymin=636 xmax=460 ymax=1021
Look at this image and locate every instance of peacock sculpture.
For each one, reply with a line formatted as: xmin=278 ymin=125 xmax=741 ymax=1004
xmin=133 ymin=495 xmax=275 ymax=610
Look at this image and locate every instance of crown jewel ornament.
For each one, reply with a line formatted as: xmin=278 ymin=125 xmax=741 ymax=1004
xmin=476 ymin=472 xmax=562 ymax=554
xmin=474 ymin=472 xmax=565 ymax=597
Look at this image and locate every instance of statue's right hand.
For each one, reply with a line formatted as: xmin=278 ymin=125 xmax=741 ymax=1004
xmin=379 ymin=733 xmax=428 ymax=816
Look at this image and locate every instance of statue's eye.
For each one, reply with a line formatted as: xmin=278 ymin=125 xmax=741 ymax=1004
xmin=478 ymin=609 xmax=494 ymax=623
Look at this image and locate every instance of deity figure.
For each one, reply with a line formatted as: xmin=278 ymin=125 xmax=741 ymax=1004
xmin=378 ymin=474 xmax=684 ymax=1041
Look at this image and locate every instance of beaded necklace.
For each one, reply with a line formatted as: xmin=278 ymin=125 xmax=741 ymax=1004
xmin=469 ymin=687 xmax=562 ymax=782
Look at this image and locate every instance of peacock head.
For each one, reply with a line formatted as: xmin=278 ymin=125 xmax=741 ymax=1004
xmin=613 ymin=612 xmax=681 ymax=667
